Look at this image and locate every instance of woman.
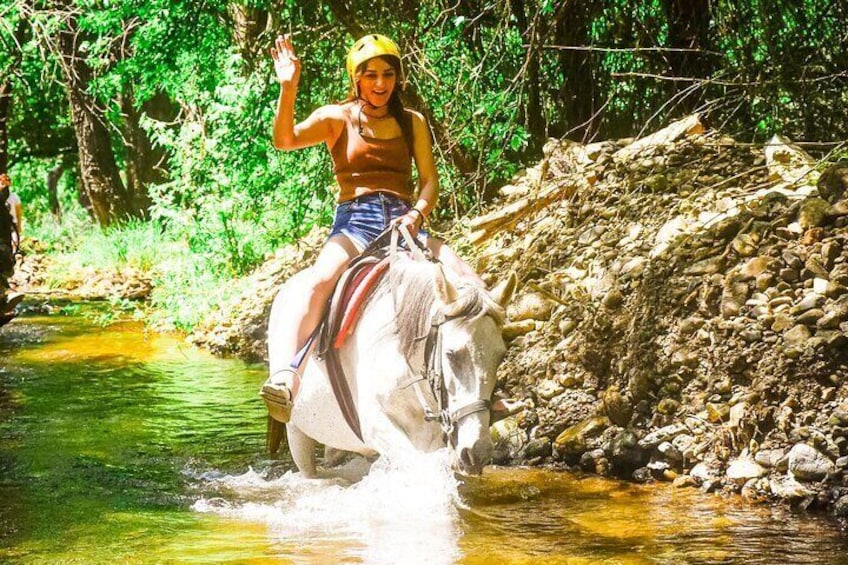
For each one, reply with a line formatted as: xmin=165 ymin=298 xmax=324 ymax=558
xmin=260 ymin=33 xmax=485 ymax=424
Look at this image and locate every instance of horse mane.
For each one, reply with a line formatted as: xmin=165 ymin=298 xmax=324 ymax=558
xmin=370 ymin=255 xmax=506 ymax=359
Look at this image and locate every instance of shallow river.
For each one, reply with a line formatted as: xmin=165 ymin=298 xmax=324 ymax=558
xmin=1 ymin=312 xmax=847 ymax=564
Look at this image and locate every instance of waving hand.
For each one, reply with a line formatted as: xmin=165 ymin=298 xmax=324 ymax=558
xmin=271 ymin=34 xmax=300 ymax=87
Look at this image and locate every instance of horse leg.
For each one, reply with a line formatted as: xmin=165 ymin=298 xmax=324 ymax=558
xmin=286 ymin=423 xmax=318 ymax=478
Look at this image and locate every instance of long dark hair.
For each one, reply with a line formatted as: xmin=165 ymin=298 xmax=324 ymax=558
xmin=349 ymin=55 xmax=414 ymax=151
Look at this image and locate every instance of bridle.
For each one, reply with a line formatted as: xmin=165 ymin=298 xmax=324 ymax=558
xmin=416 ymin=309 xmax=492 ymax=445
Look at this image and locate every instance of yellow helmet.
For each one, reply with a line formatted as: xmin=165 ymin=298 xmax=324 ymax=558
xmin=346 ymin=34 xmax=404 ymax=95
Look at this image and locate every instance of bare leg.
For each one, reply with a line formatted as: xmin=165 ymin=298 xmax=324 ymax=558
xmin=428 ymin=237 xmax=487 ymax=288
xmin=264 ymin=235 xmax=359 ymax=419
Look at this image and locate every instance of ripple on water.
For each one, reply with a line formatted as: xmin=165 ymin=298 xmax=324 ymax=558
xmin=191 ymin=449 xmax=464 ymax=565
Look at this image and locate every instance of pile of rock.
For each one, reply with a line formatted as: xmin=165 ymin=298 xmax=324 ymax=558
xmin=476 ymin=115 xmax=848 ymax=516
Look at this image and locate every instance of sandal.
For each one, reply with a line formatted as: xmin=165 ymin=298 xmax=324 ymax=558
xmin=259 ymin=369 xmax=297 ymax=423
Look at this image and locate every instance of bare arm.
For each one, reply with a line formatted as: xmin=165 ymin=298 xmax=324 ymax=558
xmin=271 ymin=34 xmax=341 ymax=150
xmin=393 ymin=111 xmax=438 ymax=235
xmin=410 ymin=111 xmax=438 ymax=220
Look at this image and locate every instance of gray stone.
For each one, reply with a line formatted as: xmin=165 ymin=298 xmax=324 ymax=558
xmin=804 ymin=257 xmax=830 ymax=279
xmin=601 ymin=386 xmax=633 ymax=426
xmin=771 ymin=314 xmax=794 ymax=332
xmin=732 ymin=234 xmax=759 ymax=257
xmin=508 ymin=292 xmax=556 ymax=322
xmin=756 ymin=272 xmax=775 ymax=291
xmin=638 ymin=423 xmax=688 ymax=449
xmin=780 ymin=268 xmax=799 ymax=283
xmin=673 ymin=475 xmax=698 ymax=488
xmin=782 ymin=251 xmax=804 ymax=270
xmin=632 ymin=467 xmax=652 ymax=483
xmin=671 ymin=434 xmax=697 ymax=459
xmin=608 ymin=430 xmax=646 ymax=473
xmin=770 ymin=293 xmax=794 ymax=306
xmin=726 ymin=458 xmax=766 ymax=483
xmin=523 ymin=437 xmax=552 ymax=459
xmin=788 ymin=443 xmax=836 ymax=481
xmin=721 ymin=280 xmax=750 ymax=318
xmin=537 ymin=379 xmax=565 ymax=400
xmin=657 ymin=441 xmax=683 ymax=463
xmin=769 ymin=475 xmax=814 ymax=499
xmin=490 ymin=417 xmax=527 ymax=463
xmin=834 ymin=495 xmax=848 ymax=518
xmin=793 ymin=293 xmax=825 ymax=312
xmin=822 ymin=241 xmax=841 ymax=270
xmin=679 ymin=316 xmax=705 ymax=335
xmin=754 ymin=448 xmax=786 ymax=469
xmin=602 ymin=288 xmax=624 ymax=309
xmin=817 ymin=311 xmax=841 ymax=329
xmin=554 ymin=416 xmax=609 ymax=455
xmin=690 ymin=462 xmax=718 ymax=482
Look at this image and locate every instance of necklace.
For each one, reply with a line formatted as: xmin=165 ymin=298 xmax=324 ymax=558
xmin=356 ymin=100 xmax=395 ymax=135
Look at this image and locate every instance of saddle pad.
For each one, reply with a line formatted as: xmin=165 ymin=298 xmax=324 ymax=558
xmin=333 ymin=256 xmax=391 ymax=349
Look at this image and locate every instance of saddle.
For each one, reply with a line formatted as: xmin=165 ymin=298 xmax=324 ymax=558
xmin=312 ymin=226 xmax=431 ymax=441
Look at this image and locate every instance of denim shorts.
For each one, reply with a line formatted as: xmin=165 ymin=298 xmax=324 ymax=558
xmin=329 ymin=192 xmax=428 ymax=251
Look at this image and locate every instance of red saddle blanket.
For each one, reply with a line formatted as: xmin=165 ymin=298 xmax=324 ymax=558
xmin=331 ymin=256 xmax=391 ymax=349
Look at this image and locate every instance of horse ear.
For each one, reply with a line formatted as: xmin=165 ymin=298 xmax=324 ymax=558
xmin=434 ymin=263 xmax=459 ymax=306
xmin=489 ymin=271 xmax=517 ymax=308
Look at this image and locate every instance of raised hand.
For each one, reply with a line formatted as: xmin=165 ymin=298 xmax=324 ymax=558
xmin=270 ymin=34 xmax=300 ymax=87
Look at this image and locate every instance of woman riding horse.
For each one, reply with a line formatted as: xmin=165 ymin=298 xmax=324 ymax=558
xmin=261 ymin=33 xmax=486 ymax=423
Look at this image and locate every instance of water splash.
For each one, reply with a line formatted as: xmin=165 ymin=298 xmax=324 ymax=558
xmin=192 ymin=449 xmax=463 ymax=564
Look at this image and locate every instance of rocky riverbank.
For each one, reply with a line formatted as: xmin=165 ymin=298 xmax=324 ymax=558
xmin=477 ymin=117 xmax=848 ymax=522
xmin=190 ymin=116 xmax=848 ymax=521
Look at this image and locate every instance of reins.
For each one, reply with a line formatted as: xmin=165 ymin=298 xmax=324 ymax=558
xmin=303 ymin=223 xmax=492 ymax=445
xmin=389 ymin=225 xmax=492 ymax=445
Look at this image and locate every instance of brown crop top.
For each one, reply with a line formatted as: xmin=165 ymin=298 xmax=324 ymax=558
xmin=330 ymin=104 xmax=413 ymax=203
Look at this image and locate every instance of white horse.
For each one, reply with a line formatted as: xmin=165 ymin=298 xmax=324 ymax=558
xmin=267 ymin=254 xmax=515 ymax=477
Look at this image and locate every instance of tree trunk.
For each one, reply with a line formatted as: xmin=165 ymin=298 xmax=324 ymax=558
xmin=121 ymin=86 xmax=172 ymax=219
xmin=664 ymin=0 xmax=713 ymax=112
xmin=0 ymin=186 xmax=13 ymax=317
xmin=509 ymin=0 xmax=546 ymax=148
xmin=0 ymin=80 xmax=10 ymax=174
xmin=552 ymin=1 xmax=602 ymax=141
xmin=52 ymin=5 xmax=139 ymax=226
xmin=229 ymin=4 xmax=269 ymax=66
xmin=46 ymin=156 xmax=70 ymax=220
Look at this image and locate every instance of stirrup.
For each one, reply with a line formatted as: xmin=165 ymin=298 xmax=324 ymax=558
xmin=259 ymin=368 xmax=299 ymax=423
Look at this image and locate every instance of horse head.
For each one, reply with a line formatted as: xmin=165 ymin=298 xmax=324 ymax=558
xmin=432 ymin=265 xmax=516 ymax=475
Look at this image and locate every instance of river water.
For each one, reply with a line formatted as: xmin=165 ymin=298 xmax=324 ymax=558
xmin=1 ymin=312 xmax=847 ymax=564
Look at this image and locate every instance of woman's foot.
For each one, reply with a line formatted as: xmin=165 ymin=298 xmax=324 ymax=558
xmin=260 ymin=369 xmax=297 ymax=423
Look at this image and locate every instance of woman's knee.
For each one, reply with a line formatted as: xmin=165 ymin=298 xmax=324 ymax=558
xmin=304 ymin=264 xmax=344 ymax=298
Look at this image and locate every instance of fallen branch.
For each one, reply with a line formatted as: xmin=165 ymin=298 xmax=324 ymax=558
xmin=613 ymin=114 xmax=704 ymax=163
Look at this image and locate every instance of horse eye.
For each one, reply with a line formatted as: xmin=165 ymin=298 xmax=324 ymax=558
xmin=445 ymin=348 xmax=473 ymax=376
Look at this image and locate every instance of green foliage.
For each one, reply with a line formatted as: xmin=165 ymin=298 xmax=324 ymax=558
xmin=5 ymin=0 xmax=848 ymax=330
